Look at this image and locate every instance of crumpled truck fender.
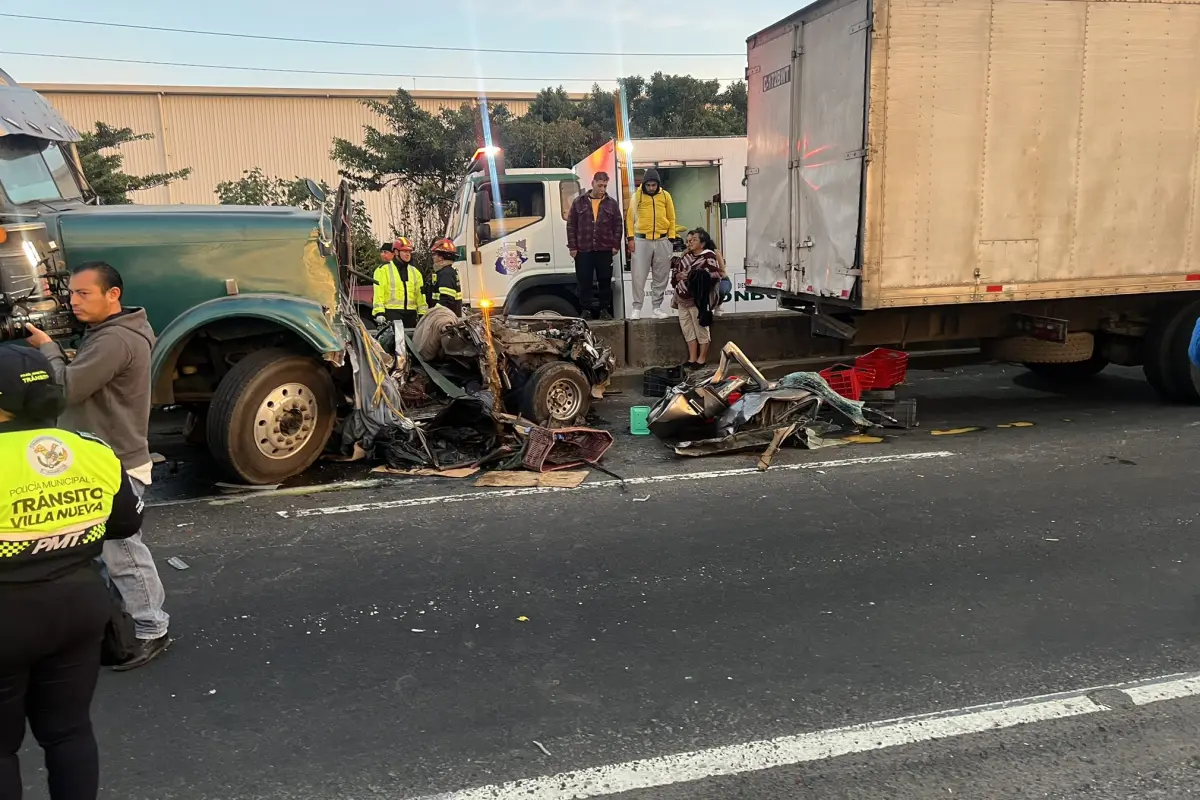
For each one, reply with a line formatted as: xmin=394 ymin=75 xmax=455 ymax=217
xmin=151 ymin=294 xmax=346 ymax=404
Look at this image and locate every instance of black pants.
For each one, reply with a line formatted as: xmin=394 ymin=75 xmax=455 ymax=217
xmin=382 ymin=309 xmax=419 ymax=329
xmin=0 ymin=573 xmax=109 ymax=800
xmin=575 ymin=251 xmax=614 ymax=317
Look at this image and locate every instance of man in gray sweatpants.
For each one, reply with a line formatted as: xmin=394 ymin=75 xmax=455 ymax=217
xmin=28 ymin=260 xmax=172 ymax=671
xmin=625 ymin=168 xmax=678 ymax=319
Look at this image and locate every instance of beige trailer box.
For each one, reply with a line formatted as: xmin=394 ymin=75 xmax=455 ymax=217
xmin=745 ymin=0 xmax=1200 ymax=311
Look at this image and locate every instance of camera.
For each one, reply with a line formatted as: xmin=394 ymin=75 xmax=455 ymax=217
xmin=0 ymin=222 xmax=78 ymax=342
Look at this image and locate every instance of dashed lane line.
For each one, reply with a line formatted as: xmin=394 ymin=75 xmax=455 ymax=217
xmin=276 ymin=450 xmax=955 ymax=519
xmin=408 ymin=670 xmax=1200 ymax=800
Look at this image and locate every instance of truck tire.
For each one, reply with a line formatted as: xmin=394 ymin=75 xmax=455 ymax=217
xmin=513 ymin=292 xmax=578 ymax=317
xmin=1023 ymin=355 xmax=1109 ymax=383
xmin=206 ymin=348 xmax=337 ymax=485
xmin=1143 ymin=299 xmax=1200 ymax=403
xmin=521 ymin=361 xmax=591 ymax=425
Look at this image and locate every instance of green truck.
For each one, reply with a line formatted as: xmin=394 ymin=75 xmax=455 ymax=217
xmin=0 ymin=69 xmax=349 ymax=485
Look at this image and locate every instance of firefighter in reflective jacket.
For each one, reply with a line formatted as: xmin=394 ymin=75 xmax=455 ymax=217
xmin=0 ymin=344 xmax=144 ymax=798
xmin=372 ymin=236 xmax=427 ymax=329
xmin=429 ymin=237 xmax=463 ymax=316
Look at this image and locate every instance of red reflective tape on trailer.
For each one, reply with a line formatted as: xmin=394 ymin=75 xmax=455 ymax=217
xmin=1187 ymin=275 xmax=1200 ymax=281
xmin=986 ymin=285 xmax=1004 ymax=293
xmin=744 ymin=277 xmax=753 ymax=285
xmin=841 ymin=289 xmax=850 ymax=298
xmin=775 ymin=282 xmax=784 ymax=289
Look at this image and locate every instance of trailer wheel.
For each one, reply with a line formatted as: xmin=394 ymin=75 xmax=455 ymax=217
xmin=206 ymin=348 xmax=337 ymax=484
xmin=1023 ymin=355 xmax=1109 ymax=383
xmin=521 ymin=361 xmax=591 ymax=425
xmin=1143 ymin=299 xmax=1200 ymax=404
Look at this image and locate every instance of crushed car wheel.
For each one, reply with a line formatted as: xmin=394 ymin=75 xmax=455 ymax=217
xmin=206 ymin=348 xmax=337 ymax=485
xmin=521 ymin=361 xmax=591 ymax=425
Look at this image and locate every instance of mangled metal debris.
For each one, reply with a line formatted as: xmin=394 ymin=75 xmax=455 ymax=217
xmin=647 ymin=342 xmax=889 ymax=469
xmin=333 ymin=303 xmax=615 ymax=475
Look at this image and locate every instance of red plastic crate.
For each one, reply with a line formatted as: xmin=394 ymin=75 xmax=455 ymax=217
xmin=855 ymin=348 xmax=909 ymax=389
xmin=818 ymin=364 xmax=875 ymax=401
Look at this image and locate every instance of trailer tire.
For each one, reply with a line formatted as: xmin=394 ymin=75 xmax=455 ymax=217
xmin=521 ymin=361 xmax=591 ymax=425
xmin=513 ymin=292 xmax=578 ymax=317
xmin=1023 ymin=355 xmax=1109 ymax=383
xmin=206 ymin=348 xmax=337 ymax=485
xmin=1144 ymin=299 xmax=1200 ymax=404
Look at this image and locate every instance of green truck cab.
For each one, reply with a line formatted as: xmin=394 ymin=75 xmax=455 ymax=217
xmin=0 ymin=69 xmax=347 ymax=485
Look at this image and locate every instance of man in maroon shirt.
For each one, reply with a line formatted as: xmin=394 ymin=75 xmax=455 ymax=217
xmin=566 ymin=172 xmax=622 ymax=319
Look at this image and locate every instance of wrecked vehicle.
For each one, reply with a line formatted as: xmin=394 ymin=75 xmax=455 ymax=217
xmin=336 ymin=256 xmax=615 ymax=472
xmin=390 ymin=312 xmax=612 ymax=425
xmin=648 ymin=343 xmax=884 ymax=469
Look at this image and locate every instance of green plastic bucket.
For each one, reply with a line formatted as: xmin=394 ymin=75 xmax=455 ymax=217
xmin=630 ymin=406 xmax=652 ymax=436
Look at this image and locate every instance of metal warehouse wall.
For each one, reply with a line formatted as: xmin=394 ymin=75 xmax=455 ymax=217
xmin=30 ymin=84 xmax=563 ymax=239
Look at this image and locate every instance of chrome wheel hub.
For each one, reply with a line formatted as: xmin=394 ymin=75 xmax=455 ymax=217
xmin=254 ymin=383 xmax=318 ymax=459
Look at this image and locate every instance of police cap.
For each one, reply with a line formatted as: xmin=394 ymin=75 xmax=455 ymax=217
xmin=0 ymin=344 xmax=65 ymax=423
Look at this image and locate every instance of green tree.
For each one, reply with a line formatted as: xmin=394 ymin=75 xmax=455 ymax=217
xmin=215 ymin=168 xmax=378 ymax=270
xmin=332 ymin=90 xmax=515 ymax=239
xmin=498 ymin=116 xmax=594 ymax=169
xmin=623 ymin=74 xmax=748 ymax=138
xmin=77 ymin=122 xmax=191 ymax=205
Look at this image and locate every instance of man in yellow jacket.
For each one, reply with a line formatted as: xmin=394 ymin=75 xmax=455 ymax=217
xmin=625 ymin=168 xmax=676 ymax=319
xmin=372 ymin=236 xmax=427 ymax=329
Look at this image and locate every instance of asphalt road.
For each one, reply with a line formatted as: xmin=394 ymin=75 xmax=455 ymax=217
xmin=17 ymin=364 xmax=1200 ymax=799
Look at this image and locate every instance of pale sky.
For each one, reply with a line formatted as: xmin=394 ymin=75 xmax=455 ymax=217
xmin=0 ymin=0 xmax=800 ymax=92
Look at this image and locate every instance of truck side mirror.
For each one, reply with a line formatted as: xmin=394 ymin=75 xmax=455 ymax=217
xmin=476 ymin=222 xmax=492 ymax=247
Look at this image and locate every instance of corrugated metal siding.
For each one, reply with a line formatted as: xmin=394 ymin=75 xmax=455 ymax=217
xmin=35 ymin=86 xmax=541 ymax=238
xmin=866 ymin=0 xmax=1200 ymax=308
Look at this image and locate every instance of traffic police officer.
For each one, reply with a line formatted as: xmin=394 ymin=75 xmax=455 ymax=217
xmin=0 ymin=344 xmax=144 ymax=800
xmin=372 ymin=236 xmax=427 ymax=329
xmin=429 ymin=237 xmax=463 ymax=317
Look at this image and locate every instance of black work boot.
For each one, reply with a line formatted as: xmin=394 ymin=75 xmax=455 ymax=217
xmin=112 ymin=634 xmax=173 ymax=672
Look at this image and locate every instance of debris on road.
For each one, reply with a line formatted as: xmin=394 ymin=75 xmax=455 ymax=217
xmin=930 ymin=427 xmax=986 ymax=436
xmin=474 ymin=470 xmax=589 ymax=489
xmin=646 ymin=343 xmax=893 ymax=468
xmin=332 ymin=307 xmax=617 ymax=481
xmin=371 ymin=465 xmax=480 ymax=479
xmin=516 ymin=616 xmax=530 ymax=623
xmin=166 ymin=557 xmax=190 ymax=571
xmin=532 ymin=740 xmax=552 ymax=757
xmin=998 ymin=421 xmax=1035 ymax=428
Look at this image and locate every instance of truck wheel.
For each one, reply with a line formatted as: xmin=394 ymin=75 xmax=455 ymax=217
xmin=1023 ymin=355 xmax=1108 ymax=383
xmin=521 ymin=361 xmax=591 ymax=425
xmin=1143 ymin=299 xmax=1200 ymax=403
xmin=206 ymin=348 xmax=337 ymax=484
xmin=513 ymin=293 xmax=578 ymax=317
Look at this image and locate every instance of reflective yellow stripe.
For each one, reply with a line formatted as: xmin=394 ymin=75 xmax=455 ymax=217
xmin=1 ymin=429 xmax=122 ymax=558
xmin=439 ymin=288 xmax=462 ymax=299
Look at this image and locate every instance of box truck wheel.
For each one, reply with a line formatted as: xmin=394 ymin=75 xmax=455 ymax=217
xmin=1143 ymin=299 xmax=1200 ymax=404
xmin=206 ymin=348 xmax=337 ymax=484
xmin=513 ymin=292 xmax=577 ymax=317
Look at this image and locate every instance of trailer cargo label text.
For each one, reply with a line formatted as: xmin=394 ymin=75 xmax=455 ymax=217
xmin=763 ymin=66 xmax=791 ymax=93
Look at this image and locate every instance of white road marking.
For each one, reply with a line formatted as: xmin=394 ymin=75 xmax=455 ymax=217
xmin=277 ymin=450 xmax=955 ymax=519
xmin=409 ymin=670 xmax=1200 ymax=800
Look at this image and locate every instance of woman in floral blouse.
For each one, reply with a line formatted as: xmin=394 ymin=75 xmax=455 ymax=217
xmin=670 ymin=228 xmax=725 ymax=368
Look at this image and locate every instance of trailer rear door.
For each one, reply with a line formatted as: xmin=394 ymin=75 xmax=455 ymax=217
xmin=744 ymin=23 xmax=796 ymax=292
xmin=793 ymin=0 xmax=871 ymax=301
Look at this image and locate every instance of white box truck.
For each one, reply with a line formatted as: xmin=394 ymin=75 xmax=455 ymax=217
xmin=446 ymin=136 xmax=776 ymax=318
xmin=745 ymin=0 xmax=1200 ymax=398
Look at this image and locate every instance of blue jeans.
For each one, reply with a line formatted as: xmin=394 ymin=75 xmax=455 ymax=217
xmin=101 ymin=477 xmax=170 ymax=640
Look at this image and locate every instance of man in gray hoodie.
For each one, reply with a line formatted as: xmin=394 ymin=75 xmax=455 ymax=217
xmin=26 ymin=261 xmax=171 ymax=671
